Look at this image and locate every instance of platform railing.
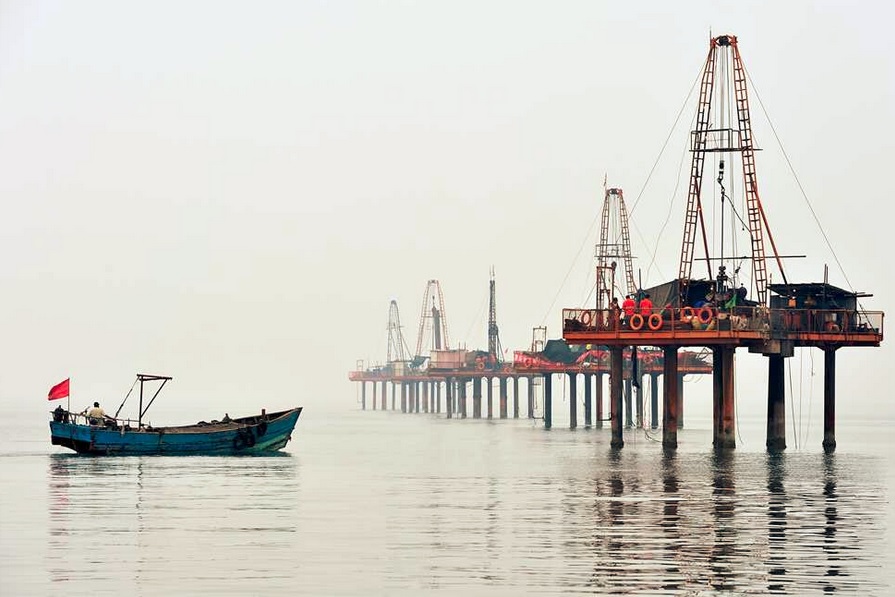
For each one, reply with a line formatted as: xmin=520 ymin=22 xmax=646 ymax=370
xmin=50 ymin=410 xmax=142 ymax=429
xmin=562 ymin=306 xmax=884 ymax=339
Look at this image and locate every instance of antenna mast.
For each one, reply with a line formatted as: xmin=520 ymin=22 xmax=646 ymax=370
xmin=488 ymin=267 xmax=502 ymax=362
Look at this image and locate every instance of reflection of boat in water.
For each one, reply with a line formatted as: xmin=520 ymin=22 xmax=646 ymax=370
xmin=49 ymin=374 xmax=302 ymax=455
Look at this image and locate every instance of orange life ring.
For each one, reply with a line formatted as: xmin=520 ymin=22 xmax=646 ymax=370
xmin=681 ymin=306 xmax=695 ymax=320
xmin=476 ymin=361 xmax=485 ymax=371
xmin=698 ymin=306 xmax=714 ymax=324
xmin=629 ymin=313 xmax=644 ymax=331
xmin=580 ymin=310 xmax=593 ymax=326
xmin=648 ymin=313 xmax=663 ymax=331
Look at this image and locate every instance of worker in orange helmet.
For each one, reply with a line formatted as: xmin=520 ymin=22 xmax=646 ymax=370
xmin=639 ymin=293 xmax=654 ymax=316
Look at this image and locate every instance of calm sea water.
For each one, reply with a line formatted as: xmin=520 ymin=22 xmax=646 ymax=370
xmin=2 ymin=405 xmax=893 ymax=596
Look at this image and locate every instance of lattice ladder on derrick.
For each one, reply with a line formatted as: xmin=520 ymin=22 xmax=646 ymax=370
xmin=731 ymin=41 xmax=769 ymax=305
xmin=678 ymin=44 xmax=718 ymax=284
xmin=596 ymin=188 xmax=637 ymax=309
xmin=415 ymin=279 xmax=451 ymax=358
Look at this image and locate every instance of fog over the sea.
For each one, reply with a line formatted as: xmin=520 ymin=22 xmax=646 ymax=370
xmin=1 ymin=1 xmax=891 ymax=427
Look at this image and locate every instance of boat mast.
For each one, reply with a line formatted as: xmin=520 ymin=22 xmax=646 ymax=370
xmin=136 ymin=374 xmax=173 ymax=427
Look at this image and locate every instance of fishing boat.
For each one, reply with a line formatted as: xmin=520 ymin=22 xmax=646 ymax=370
xmin=49 ymin=374 xmax=302 ymax=455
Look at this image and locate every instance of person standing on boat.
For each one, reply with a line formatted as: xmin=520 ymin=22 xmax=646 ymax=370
xmin=86 ymin=401 xmax=107 ymax=426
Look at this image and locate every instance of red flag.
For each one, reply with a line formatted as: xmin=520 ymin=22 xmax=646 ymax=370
xmin=48 ymin=378 xmax=70 ymax=401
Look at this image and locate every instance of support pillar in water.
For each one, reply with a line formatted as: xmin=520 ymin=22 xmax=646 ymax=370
xmin=446 ymin=378 xmax=453 ymax=419
xmin=823 ymin=348 xmax=837 ymax=453
xmin=766 ymin=354 xmax=786 ymax=451
xmin=486 ymin=377 xmax=493 ymax=419
xmin=610 ymin=347 xmax=624 ymax=448
xmin=583 ymin=373 xmax=592 ymax=428
xmin=528 ymin=377 xmax=536 ymax=419
xmin=663 ymin=346 xmax=679 ymax=450
xmin=499 ymin=377 xmax=508 ymax=419
xmin=473 ymin=377 xmax=482 ymax=419
xmin=713 ymin=347 xmax=736 ymax=450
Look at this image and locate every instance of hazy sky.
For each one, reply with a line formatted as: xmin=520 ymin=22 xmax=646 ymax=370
xmin=2 ymin=1 xmax=892 ymax=425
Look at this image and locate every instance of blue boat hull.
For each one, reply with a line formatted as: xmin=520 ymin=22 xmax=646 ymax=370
xmin=50 ymin=408 xmax=301 ymax=455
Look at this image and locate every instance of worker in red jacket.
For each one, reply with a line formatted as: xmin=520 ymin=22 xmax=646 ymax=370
xmin=622 ymin=295 xmax=636 ymax=322
xmin=639 ymin=293 xmax=654 ymax=316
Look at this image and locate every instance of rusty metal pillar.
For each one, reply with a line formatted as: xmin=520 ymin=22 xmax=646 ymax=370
xmin=766 ymin=354 xmax=786 ymax=451
xmin=391 ymin=381 xmax=396 ymax=410
xmin=544 ymin=373 xmax=552 ymax=429
xmin=650 ymin=373 xmax=659 ymax=429
xmin=663 ymin=346 xmax=679 ymax=450
xmin=568 ymin=373 xmax=578 ymax=429
xmin=401 ymin=382 xmax=407 ymax=413
xmin=677 ymin=373 xmax=685 ymax=428
xmin=446 ymin=378 xmax=453 ymax=419
xmin=714 ymin=347 xmax=736 ymax=449
xmin=422 ymin=381 xmax=429 ymax=413
xmin=486 ymin=377 xmax=494 ymax=419
xmin=823 ymin=348 xmax=837 ymax=453
xmin=361 ymin=382 xmax=366 ymax=410
xmin=372 ymin=381 xmax=378 ymax=410
xmin=583 ymin=373 xmax=592 ymax=428
xmin=472 ymin=377 xmax=482 ymax=419
xmin=513 ymin=376 xmax=520 ymax=418
xmin=528 ymin=377 xmax=536 ymax=419
xmin=634 ymin=374 xmax=643 ymax=427
xmin=712 ymin=347 xmax=722 ymax=442
xmin=381 ymin=381 xmax=387 ymax=411
xmin=624 ymin=378 xmax=633 ymax=428
xmin=610 ymin=347 xmax=624 ymax=448
xmin=499 ymin=377 xmax=508 ymax=419
xmin=595 ymin=373 xmax=604 ymax=429
xmin=459 ymin=379 xmax=468 ymax=418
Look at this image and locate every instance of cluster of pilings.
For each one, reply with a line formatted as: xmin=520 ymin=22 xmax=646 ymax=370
xmin=354 ymin=369 xmax=690 ymax=431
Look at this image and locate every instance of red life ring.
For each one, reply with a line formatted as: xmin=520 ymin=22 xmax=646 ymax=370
xmin=681 ymin=306 xmax=695 ymax=320
xmin=476 ymin=360 xmax=485 ymax=371
xmin=580 ymin=310 xmax=593 ymax=326
xmin=698 ymin=306 xmax=714 ymax=324
xmin=648 ymin=313 xmax=663 ymax=331
xmin=629 ymin=313 xmax=644 ymax=331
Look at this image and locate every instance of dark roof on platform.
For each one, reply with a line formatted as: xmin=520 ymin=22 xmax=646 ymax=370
xmin=768 ymin=282 xmax=871 ymax=298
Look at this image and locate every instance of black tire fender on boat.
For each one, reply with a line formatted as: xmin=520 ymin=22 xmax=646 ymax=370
xmin=256 ymin=421 xmax=268 ymax=437
xmin=233 ymin=432 xmax=246 ymax=451
xmin=234 ymin=430 xmax=256 ymax=451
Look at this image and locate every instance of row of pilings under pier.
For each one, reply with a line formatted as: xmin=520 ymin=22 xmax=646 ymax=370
xmin=351 ymin=369 xmax=691 ymax=432
xmin=352 ymin=344 xmax=852 ymax=452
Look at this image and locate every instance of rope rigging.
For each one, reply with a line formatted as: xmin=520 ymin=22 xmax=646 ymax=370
xmin=744 ymin=65 xmax=859 ymax=302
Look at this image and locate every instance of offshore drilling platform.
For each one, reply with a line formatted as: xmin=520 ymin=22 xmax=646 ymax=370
xmin=349 ymin=34 xmax=883 ymax=453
